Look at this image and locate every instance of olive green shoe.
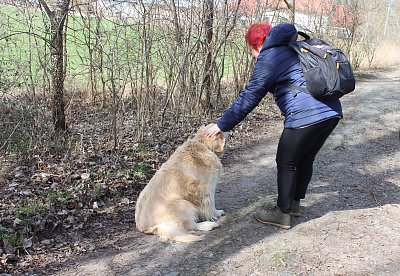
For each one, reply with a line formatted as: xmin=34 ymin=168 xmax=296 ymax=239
xmin=254 ymin=206 xmax=291 ymax=229
xmin=290 ymin=200 xmax=301 ymax=217
xmin=263 ymin=198 xmax=301 ymax=217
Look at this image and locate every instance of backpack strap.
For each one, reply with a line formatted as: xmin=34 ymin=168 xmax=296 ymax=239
xmin=285 ymin=31 xmax=310 ymax=97
xmin=285 ymin=81 xmax=308 ymax=97
xmin=297 ymin=31 xmax=310 ymax=40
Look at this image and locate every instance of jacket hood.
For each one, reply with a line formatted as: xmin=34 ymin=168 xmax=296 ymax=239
xmin=261 ymin=23 xmax=298 ymax=50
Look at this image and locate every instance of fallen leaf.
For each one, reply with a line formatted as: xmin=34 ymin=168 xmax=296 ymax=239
xmin=120 ymin=198 xmax=130 ymax=205
xmin=81 ymin=173 xmax=90 ymax=180
xmin=23 ymin=237 xmax=33 ymax=249
xmin=3 ymin=239 xmax=16 ymax=254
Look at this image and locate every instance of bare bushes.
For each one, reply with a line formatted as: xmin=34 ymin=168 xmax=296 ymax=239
xmin=2 ymin=0 xmax=399 ymax=156
xmin=0 ymin=1 xmax=251 ymax=157
xmin=63 ymin=1 xmax=249 ymax=145
xmin=0 ymin=96 xmax=52 ymax=158
xmin=369 ymin=42 xmax=400 ymax=68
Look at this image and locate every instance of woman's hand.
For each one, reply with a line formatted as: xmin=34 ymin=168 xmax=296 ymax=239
xmin=205 ymin=124 xmax=221 ymax=137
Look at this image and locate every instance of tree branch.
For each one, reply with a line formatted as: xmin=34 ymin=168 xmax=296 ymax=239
xmin=0 ymin=32 xmax=53 ymax=48
xmin=37 ymin=0 xmax=55 ymax=25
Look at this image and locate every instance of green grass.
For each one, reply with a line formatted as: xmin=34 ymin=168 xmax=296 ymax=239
xmin=0 ymin=7 xmax=49 ymax=84
xmin=44 ymin=190 xmax=74 ymax=209
xmin=133 ymin=163 xmax=148 ymax=175
xmin=0 ymin=5 xmax=245 ymax=94
xmin=0 ymin=231 xmax=25 ymax=247
xmin=0 ymin=6 xmax=142 ymax=86
xmin=16 ymin=199 xmax=45 ymax=220
xmin=125 ymin=163 xmax=149 ymax=180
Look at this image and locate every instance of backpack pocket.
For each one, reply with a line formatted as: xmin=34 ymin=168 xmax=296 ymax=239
xmin=304 ymin=67 xmax=328 ymax=99
xmin=337 ymin=61 xmax=356 ymax=93
xmin=331 ymin=50 xmax=355 ymax=93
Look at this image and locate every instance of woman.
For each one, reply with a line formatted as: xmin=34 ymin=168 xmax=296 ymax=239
xmin=205 ymin=22 xmax=342 ymax=229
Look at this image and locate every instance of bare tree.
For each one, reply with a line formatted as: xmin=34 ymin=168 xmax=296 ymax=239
xmin=2 ymin=0 xmax=399 ymax=154
xmin=283 ymin=0 xmax=295 ymax=23
xmin=38 ymin=0 xmax=70 ymax=132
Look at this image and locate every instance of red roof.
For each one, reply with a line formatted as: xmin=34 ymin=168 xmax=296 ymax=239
xmin=228 ymin=0 xmax=354 ymax=28
xmin=228 ymin=0 xmax=333 ymax=14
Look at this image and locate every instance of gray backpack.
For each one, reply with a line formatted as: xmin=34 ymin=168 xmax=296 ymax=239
xmin=287 ymin=31 xmax=356 ymax=101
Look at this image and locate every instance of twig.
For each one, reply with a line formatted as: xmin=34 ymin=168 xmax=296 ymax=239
xmin=370 ymin=191 xmax=382 ymax=207
xmin=0 ymin=121 xmax=21 ymax=151
xmin=0 ymin=32 xmax=53 ymax=47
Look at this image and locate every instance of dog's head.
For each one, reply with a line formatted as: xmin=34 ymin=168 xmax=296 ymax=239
xmin=195 ymin=124 xmax=227 ymax=156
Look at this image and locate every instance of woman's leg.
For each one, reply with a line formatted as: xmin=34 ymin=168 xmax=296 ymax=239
xmin=276 ymin=118 xmax=339 ymax=213
xmin=293 ymin=118 xmax=340 ymax=200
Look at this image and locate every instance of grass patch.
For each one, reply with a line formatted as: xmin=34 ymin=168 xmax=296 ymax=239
xmin=0 ymin=232 xmax=25 ymax=247
xmin=44 ymin=190 xmax=75 ymax=210
xmin=133 ymin=163 xmax=148 ymax=175
xmin=16 ymin=199 xmax=45 ymax=220
xmin=126 ymin=163 xmax=149 ymax=180
xmin=0 ymin=5 xmax=244 ymax=95
xmin=0 ymin=5 xmax=142 ymax=86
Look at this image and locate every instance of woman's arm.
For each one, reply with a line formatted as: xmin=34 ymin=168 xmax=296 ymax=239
xmin=216 ymin=59 xmax=276 ymax=132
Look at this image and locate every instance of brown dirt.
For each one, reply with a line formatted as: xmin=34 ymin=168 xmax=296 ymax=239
xmin=3 ymin=68 xmax=400 ymax=275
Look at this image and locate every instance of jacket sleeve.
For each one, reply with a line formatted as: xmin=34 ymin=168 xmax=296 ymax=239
xmin=217 ymin=59 xmax=276 ymax=132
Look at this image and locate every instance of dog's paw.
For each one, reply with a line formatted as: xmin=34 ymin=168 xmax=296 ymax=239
xmin=214 ymin=209 xmax=225 ymax=217
xmin=196 ymin=221 xmax=219 ymax=231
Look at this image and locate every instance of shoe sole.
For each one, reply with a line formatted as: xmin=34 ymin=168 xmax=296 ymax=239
xmin=255 ymin=215 xmax=291 ymax=229
xmin=290 ymin=212 xmax=301 ymax=217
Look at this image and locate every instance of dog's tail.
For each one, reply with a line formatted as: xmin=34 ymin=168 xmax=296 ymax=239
xmin=146 ymin=224 xmax=203 ymax=243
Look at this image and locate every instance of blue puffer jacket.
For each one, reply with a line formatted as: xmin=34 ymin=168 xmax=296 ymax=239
xmin=217 ymin=23 xmax=343 ymax=132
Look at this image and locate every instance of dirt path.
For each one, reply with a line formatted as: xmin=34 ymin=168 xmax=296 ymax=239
xmin=60 ymin=69 xmax=400 ymax=276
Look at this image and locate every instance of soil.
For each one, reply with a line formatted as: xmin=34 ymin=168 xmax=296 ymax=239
xmin=3 ymin=68 xmax=400 ymax=275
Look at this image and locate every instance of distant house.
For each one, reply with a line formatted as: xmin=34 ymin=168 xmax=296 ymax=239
xmin=228 ymin=0 xmax=354 ymax=37
xmin=70 ymin=0 xmax=193 ymax=20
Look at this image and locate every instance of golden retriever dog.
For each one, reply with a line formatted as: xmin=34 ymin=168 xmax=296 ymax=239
xmin=134 ymin=124 xmax=226 ymax=242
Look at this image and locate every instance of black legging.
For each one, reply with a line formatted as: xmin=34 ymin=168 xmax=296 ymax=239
xmin=276 ymin=117 xmax=340 ymax=213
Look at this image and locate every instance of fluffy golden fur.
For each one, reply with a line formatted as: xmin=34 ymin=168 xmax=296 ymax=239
xmin=134 ymin=124 xmax=226 ymax=242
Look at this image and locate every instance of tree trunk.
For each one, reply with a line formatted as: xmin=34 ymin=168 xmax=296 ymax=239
xmin=38 ymin=0 xmax=69 ymax=131
xmin=171 ymin=0 xmax=183 ymax=46
xmin=200 ymin=0 xmax=214 ymax=110
xmin=51 ymin=24 xmax=66 ymax=131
